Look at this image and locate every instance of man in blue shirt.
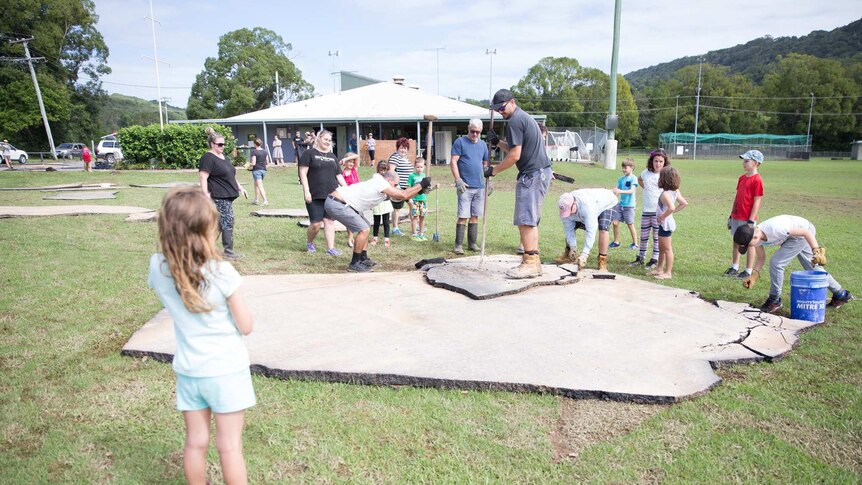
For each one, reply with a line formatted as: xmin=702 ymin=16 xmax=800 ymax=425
xmin=450 ymin=118 xmax=490 ymax=254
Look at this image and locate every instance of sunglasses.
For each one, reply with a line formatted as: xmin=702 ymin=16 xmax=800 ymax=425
xmin=216 ymin=143 xmax=225 ymax=147
xmin=469 ymin=130 xmax=481 ymax=134
xmin=494 ymin=104 xmax=508 ymax=113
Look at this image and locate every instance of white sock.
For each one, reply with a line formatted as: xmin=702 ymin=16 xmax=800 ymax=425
xmin=731 ymin=264 xmax=739 ymax=271
xmin=742 ymin=268 xmax=752 ymax=275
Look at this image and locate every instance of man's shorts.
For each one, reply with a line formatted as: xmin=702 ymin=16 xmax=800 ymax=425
xmin=305 ymin=198 xmax=328 ymax=223
xmin=457 ymin=188 xmax=485 ymax=219
xmin=176 ymin=367 xmax=256 ymax=414
xmin=513 ymin=166 xmax=552 ymax=226
xmin=621 ymin=206 xmax=636 ymax=225
xmin=411 ymin=200 xmax=428 ymax=218
xmin=324 ymin=196 xmax=369 ymax=233
xmin=252 ymin=169 xmax=266 ymax=181
xmin=598 ymin=204 xmax=624 ymax=231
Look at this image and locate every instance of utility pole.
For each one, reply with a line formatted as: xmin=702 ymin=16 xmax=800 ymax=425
xmin=806 ymin=92 xmax=814 ymax=151
xmin=275 ymin=71 xmax=281 ymax=106
xmin=485 ymin=49 xmax=496 ymax=103
xmin=144 ymin=0 xmax=168 ymax=131
xmin=693 ymin=58 xmax=703 ymax=160
xmin=604 ymin=0 xmax=622 ymax=170
xmin=328 ymin=50 xmax=340 ymax=94
xmin=162 ymin=97 xmax=171 ymax=123
xmin=673 ymin=95 xmax=679 ymax=137
xmin=425 ymin=47 xmax=445 ymax=94
xmin=10 ymin=38 xmax=57 ymax=159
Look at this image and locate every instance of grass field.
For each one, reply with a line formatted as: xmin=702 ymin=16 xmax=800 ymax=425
xmin=1 ymin=158 xmax=860 ymax=483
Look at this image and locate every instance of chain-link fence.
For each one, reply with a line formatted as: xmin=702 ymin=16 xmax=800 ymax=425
xmin=659 ymin=133 xmax=811 ymax=160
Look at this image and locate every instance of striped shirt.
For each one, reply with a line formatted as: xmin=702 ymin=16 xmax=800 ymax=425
xmin=389 ymin=153 xmax=412 ymax=189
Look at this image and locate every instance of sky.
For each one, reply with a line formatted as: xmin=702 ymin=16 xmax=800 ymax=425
xmin=94 ymin=0 xmax=862 ymax=109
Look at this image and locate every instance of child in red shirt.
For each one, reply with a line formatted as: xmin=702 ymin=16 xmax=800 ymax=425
xmin=724 ymin=149 xmax=764 ymax=279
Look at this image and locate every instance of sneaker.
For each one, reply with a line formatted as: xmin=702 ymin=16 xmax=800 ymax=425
xmin=384 ymin=238 xmax=391 ymax=248
xmin=251 ymin=200 xmax=259 ymax=205
xmin=370 ymin=237 xmax=378 ymax=246
xmin=827 ymin=290 xmax=854 ymax=308
xmin=645 ymin=259 xmax=658 ymax=271
xmin=326 ymin=248 xmax=343 ymax=256
xmin=347 ymin=261 xmax=372 ymax=272
xmin=723 ymin=267 xmax=739 ymax=277
xmin=736 ymin=270 xmax=752 ymax=280
xmin=609 ymin=241 xmax=621 ymax=249
xmin=412 ymin=234 xmax=422 ymax=241
xmin=760 ymin=295 xmax=782 ymax=313
xmin=628 ymin=256 xmax=644 ymax=267
xmin=361 ymin=258 xmax=377 ymax=267
xmin=306 ymin=242 xmax=317 ymax=253
xmin=628 ymin=244 xmax=639 ymax=250
xmin=391 ymin=228 xmax=404 ymax=236
xmin=224 ymin=249 xmax=244 ymax=260
xmin=262 ymin=200 xmax=269 ymax=207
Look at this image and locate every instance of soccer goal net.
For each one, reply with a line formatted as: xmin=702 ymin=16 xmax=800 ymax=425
xmin=546 ymin=130 xmax=591 ymax=162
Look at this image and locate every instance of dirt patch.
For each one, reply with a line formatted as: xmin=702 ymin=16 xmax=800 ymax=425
xmin=550 ymin=397 xmax=667 ymax=462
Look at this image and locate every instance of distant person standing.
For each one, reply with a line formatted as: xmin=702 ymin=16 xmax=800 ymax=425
xmin=388 ymin=137 xmax=413 ymax=237
xmin=484 ymin=89 xmax=553 ymax=278
xmin=1 ymin=140 xmax=12 ymax=170
xmin=367 ymin=133 xmax=376 ymax=164
xmin=450 ymin=118 xmax=489 ymax=254
xmin=299 ymin=129 xmax=345 ymax=256
xmin=293 ymin=130 xmax=303 ymax=162
xmin=348 ymin=133 xmax=358 ymax=154
xmin=272 ymin=135 xmax=284 ymax=166
xmin=82 ymin=144 xmax=92 ymax=172
xmin=249 ymin=138 xmax=270 ymax=206
xmin=198 ymin=128 xmax=249 ymax=260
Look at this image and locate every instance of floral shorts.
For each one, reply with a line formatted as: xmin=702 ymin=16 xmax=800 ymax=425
xmin=411 ymin=200 xmax=428 ymax=218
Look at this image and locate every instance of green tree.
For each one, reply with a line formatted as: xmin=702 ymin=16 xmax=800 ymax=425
xmin=761 ymin=53 xmax=858 ymax=150
xmin=187 ymin=28 xmax=314 ymax=119
xmin=510 ymin=57 xmax=639 ymax=146
xmin=0 ymin=0 xmax=109 ymax=149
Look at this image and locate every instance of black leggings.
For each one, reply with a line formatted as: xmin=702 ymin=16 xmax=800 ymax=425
xmin=373 ymin=213 xmax=390 ymax=238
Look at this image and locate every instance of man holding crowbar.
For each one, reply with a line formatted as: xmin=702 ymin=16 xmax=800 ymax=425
xmin=483 ymin=89 xmax=554 ymax=278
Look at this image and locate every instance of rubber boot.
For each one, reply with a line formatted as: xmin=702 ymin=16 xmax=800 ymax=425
xmin=506 ymin=253 xmax=542 ymax=279
xmin=598 ymin=254 xmax=608 ymax=271
xmin=467 ymin=223 xmax=479 ymax=251
xmin=453 ymin=224 xmax=465 ymax=254
xmin=554 ymin=245 xmax=574 ymax=265
xmin=222 ymin=228 xmax=243 ymax=260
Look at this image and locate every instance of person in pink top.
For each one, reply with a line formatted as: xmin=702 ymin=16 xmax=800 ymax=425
xmin=341 ymin=152 xmax=360 ymax=247
xmin=82 ymin=145 xmax=93 ymax=172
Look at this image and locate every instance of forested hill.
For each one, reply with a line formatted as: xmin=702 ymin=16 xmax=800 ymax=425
xmin=625 ymin=17 xmax=862 ymax=90
xmin=97 ymin=93 xmax=187 ymax=135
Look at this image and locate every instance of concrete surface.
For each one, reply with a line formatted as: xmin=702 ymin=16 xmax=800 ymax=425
xmin=125 ymin=212 xmax=158 ymax=222
xmin=0 ymin=205 xmax=154 ymax=218
xmin=252 ymin=208 xmax=308 ymax=218
xmin=129 ymin=182 xmax=198 ymax=188
xmin=426 ymin=255 xmax=576 ymax=299
xmin=43 ymin=191 xmax=118 ymax=200
xmin=123 ymin=259 xmax=819 ymax=403
xmin=0 ymin=183 xmax=83 ymax=191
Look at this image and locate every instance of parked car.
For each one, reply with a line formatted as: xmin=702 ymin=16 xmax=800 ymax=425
xmin=1 ymin=142 xmax=28 ymax=164
xmin=55 ymin=142 xmax=87 ymax=159
xmin=95 ymin=135 xmax=123 ymax=165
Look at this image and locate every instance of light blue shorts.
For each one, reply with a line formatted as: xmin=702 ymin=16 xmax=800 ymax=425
xmin=457 ymin=187 xmax=485 ymax=219
xmin=176 ymin=367 xmax=256 ymax=413
xmin=252 ymin=169 xmax=267 ymax=181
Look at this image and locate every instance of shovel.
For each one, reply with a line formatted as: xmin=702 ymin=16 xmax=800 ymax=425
xmin=432 ymin=184 xmax=440 ymax=242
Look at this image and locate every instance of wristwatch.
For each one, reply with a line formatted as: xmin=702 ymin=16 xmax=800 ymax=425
xmin=747 ymin=219 xmax=755 ymax=224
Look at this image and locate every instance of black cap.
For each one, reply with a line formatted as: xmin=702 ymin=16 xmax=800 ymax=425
xmin=491 ymin=89 xmax=514 ymax=110
xmin=734 ymin=224 xmax=755 ymax=254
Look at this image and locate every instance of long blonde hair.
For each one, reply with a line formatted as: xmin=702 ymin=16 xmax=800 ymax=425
xmin=158 ymin=186 xmax=221 ymax=312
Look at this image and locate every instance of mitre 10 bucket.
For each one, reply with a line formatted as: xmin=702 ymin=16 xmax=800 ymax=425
xmin=790 ymin=270 xmax=828 ymax=323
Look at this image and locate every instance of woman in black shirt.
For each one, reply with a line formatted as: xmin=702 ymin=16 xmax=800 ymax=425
xmin=199 ymin=127 xmax=248 ymax=259
xmin=298 ymin=129 xmax=345 ymax=255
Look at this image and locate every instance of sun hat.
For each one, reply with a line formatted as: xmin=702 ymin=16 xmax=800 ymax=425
xmin=739 ymin=149 xmax=764 ymax=164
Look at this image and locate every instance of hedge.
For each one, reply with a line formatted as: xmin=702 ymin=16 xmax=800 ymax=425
xmin=116 ymin=124 xmax=240 ymax=169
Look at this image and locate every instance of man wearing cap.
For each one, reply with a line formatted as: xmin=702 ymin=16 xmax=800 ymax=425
xmin=725 ymin=149 xmax=765 ymax=279
xmin=484 ymin=88 xmax=553 ymax=278
xmin=556 ymin=188 xmax=622 ymax=271
xmin=734 ymin=215 xmax=853 ymax=313
xmin=450 ymin=118 xmax=490 ymax=254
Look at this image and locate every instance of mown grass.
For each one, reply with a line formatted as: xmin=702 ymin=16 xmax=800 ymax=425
xmin=1 ymin=158 xmax=860 ymax=483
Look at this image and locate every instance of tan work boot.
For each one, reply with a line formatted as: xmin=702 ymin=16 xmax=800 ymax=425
xmin=597 ymin=254 xmax=608 ymax=272
xmin=553 ymin=245 xmax=574 ymax=265
xmin=507 ymin=253 xmax=542 ymax=279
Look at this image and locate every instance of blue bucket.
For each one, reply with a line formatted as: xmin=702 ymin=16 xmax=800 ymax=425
xmin=790 ymin=270 xmax=829 ymax=323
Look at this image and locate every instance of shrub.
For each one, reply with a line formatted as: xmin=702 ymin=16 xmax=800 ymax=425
xmin=117 ymin=124 xmax=239 ymax=169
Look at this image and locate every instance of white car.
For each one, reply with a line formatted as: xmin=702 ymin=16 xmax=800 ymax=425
xmin=1 ymin=143 xmax=28 ymax=164
xmin=95 ymin=136 xmax=123 ymax=164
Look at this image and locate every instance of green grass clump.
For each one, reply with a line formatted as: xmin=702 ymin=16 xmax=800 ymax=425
xmin=1 ymin=158 xmax=860 ymax=483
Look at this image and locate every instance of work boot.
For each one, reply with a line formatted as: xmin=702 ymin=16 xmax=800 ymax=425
xmin=506 ymin=253 xmax=542 ymax=279
xmin=553 ymin=245 xmax=576 ymax=265
xmin=222 ymin=229 xmax=243 ymax=260
xmin=598 ymin=254 xmax=608 ymax=271
xmin=467 ymin=223 xmax=479 ymax=251
xmin=453 ymin=224 xmax=465 ymax=254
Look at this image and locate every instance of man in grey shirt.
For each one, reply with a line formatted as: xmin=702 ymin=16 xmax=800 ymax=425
xmin=485 ymin=89 xmax=553 ymax=278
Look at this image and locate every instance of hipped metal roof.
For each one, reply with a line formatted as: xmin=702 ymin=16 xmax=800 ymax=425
xmin=179 ymin=82 xmax=547 ymax=126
